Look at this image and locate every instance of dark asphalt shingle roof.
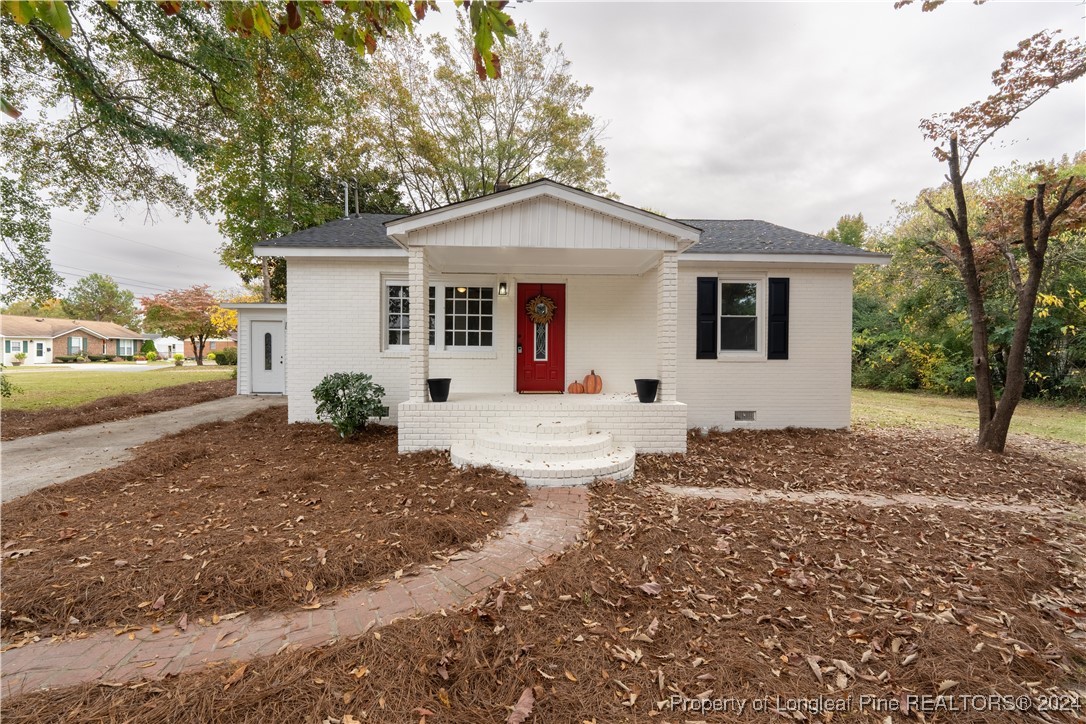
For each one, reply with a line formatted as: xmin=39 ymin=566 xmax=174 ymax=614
xmin=257 ymin=213 xmax=404 ymax=249
xmin=256 ymin=213 xmax=883 ymax=258
xmin=679 ymin=219 xmax=883 ymax=257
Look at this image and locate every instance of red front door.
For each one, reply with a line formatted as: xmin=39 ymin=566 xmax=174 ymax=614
xmin=517 ymin=283 xmax=565 ymax=392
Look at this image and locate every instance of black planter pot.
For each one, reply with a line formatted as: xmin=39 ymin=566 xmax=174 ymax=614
xmin=634 ymin=378 xmax=659 ymax=403
xmin=427 ymin=378 xmax=451 ymax=403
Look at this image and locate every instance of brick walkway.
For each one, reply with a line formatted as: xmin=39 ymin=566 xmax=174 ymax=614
xmin=0 ymin=486 xmax=590 ymax=699
xmin=660 ymin=485 xmax=1080 ymax=516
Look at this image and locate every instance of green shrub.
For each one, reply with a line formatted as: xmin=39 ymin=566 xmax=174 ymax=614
xmin=214 ymin=347 xmax=237 ymax=365
xmin=312 ymin=372 xmax=388 ymax=438
xmin=88 ymin=354 xmax=113 ymax=362
xmin=54 ymin=355 xmax=79 ymax=363
xmin=140 ymin=339 xmax=157 ymax=356
xmin=1 ymin=366 xmax=18 ymax=398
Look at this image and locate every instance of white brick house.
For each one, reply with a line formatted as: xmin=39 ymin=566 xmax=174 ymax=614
xmin=231 ymin=180 xmax=888 ymax=485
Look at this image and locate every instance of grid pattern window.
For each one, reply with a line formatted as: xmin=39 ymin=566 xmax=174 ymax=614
xmin=444 ymin=287 xmax=493 ymax=348
xmin=387 ymin=283 xmax=438 ymax=348
xmin=387 ymin=284 xmax=411 ymax=347
xmin=70 ymin=337 xmax=84 ymax=354
xmin=720 ymin=282 xmax=758 ymax=352
xmin=119 ymin=339 xmax=135 ymax=356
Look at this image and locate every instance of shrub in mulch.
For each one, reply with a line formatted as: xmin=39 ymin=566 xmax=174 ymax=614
xmin=637 ymin=426 xmax=1086 ymax=503
xmin=0 ymin=407 xmax=527 ymax=638
xmin=4 ymin=483 xmax=1084 ymax=723
xmin=1 ymin=379 xmax=237 ymax=440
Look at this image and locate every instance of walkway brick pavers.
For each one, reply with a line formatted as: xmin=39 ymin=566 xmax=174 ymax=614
xmin=660 ymin=484 xmax=1082 ymax=516
xmin=0 ymin=486 xmax=590 ymax=700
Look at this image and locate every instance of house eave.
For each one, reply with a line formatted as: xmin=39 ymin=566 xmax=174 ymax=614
xmin=255 ymin=247 xmax=407 ymax=259
xmin=679 ymin=252 xmax=891 ymax=266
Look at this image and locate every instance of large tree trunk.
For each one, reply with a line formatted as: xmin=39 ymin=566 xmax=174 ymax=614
xmin=942 ymin=138 xmax=998 ymax=440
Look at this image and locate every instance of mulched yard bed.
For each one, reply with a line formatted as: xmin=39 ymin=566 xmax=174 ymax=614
xmin=1 ymin=379 xmax=236 ymax=440
xmin=4 ymin=482 xmax=1083 ymax=723
xmin=638 ymin=426 xmax=1086 ymax=504
xmin=0 ymin=407 xmax=526 ymax=639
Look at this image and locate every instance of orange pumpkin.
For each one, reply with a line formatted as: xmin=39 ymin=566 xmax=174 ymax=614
xmin=567 ymin=380 xmax=585 ymax=394
xmin=583 ymin=370 xmax=602 ymax=394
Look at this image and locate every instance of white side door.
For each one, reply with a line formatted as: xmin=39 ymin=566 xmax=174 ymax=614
xmin=34 ymin=341 xmax=46 ymax=364
xmin=250 ymin=321 xmax=285 ymax=394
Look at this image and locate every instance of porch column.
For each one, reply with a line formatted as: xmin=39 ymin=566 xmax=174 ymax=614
xmin=656 ymin=251 xmax=678 ymax=402
xmin=408 ymin=246 xmax=430 ymax=401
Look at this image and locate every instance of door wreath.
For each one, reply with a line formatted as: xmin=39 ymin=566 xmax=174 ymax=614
xmin=526 ymin=294 xmax=557 ymax=325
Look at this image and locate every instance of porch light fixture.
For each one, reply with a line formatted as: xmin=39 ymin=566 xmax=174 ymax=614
xmin=456 ymin=286 xmax=467 ymax=293
xmin=497 ymin=281 xmax=509 ymax=296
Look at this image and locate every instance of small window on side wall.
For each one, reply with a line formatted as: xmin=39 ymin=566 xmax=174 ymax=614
xmin=720 ymin=282 xmax=758 ymax=352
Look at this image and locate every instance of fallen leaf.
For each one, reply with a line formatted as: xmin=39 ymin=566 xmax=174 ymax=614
xmin=177 ymin=613 xmax=188 ymax=632
xmin=223 ymin=663 xmax=247 ymax=690
xmin=638 ymin=582 xmax=662 ymax=596
xmin=506 ymin=687 xmax=534 ymax=724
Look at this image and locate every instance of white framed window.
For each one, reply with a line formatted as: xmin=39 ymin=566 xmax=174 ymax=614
xmin=70 ymin=336 xmax=84 ymax=354
xmin=119 ymin=339 xmax=135 ymax=356
xmin=719 ymin=279 xmax=763 ymax=355
xmin=442 ymin=286 xmax=494 ymax=348
xmin=385 ymin=281 xmax=493 ymax=350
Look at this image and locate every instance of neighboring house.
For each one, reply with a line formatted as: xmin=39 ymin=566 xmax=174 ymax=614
xmin=229 ymin=179 xmax=889 ymax=485
xmin=183 ymin=334 xmax=237 ymax=359
xmin=0 ymin=315 xmax=145 ymax=365
xmin=146 ymin=334 xmax=185 ymax=359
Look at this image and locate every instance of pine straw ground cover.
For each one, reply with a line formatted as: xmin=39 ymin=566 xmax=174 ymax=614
xmin=0 ymin=406 xmax=527 ymax=640
xmin=1 ymin=378 xmax=236 ymax=440
xmin=4 ymin=482 xmax=1084 ymax=723
xmin=638 ymin=427 xmax=1086 ymax=505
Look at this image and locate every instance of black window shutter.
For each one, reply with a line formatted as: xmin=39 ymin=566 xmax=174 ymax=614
xmin=696 ymin=277 xmax=717 ymax=359
xmin=767 ymin=277 xmax=789 ymax=360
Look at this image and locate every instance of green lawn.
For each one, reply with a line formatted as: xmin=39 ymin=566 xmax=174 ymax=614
xmin=852 ymin=388 xmax=1086 ymax=444
xmin=2 ymin=366 xmax=233 ymax=411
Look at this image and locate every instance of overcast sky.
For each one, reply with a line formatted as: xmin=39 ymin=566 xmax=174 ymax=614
xmin=42 ymin=0 xmax=1085 ymax=298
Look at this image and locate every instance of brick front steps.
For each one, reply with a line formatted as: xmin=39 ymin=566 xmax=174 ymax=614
xmin=450 ymin=418 xmax=636 ymax=486
xmin=0 ymin=487 xmax=590 ymax=699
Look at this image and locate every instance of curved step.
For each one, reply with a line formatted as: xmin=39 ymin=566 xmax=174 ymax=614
xmin=501 ymin=418 xmax=589 ymax=438
xmin=451 ymin=442 xmax=635 ymax=487
xmin=475 ymin=429 xmax=613 ymax=460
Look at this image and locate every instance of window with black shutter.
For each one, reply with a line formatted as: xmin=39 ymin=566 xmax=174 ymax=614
xmin=767 ymin=277 xmax=789 ymax=360
xmin=696 ymin=277 xmax=717 ymax=359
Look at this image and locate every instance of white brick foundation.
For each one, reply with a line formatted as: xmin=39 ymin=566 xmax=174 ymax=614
xmin=398 ymin=393 xmax=687 ymax=453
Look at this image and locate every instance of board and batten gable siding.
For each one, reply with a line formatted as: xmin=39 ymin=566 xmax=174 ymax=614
xmin=405 ymin=196 xmax=680 ymax=251
xmin=284 ymin=257 xmax=664 ymax=423
xmin=676 ymin=264 xmax=854 ymax=430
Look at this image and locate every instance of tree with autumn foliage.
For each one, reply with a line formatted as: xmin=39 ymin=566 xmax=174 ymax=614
xmin=363 ymin=17 xmax=609 ymax=210
xmin=141 ymin=286 xmax=230 ymax=366
xmin=910 ymin=28 xmax=1086 ymax=451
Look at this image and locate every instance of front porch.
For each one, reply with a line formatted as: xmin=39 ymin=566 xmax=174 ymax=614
xmin=397 ymin=392 xmax=688 ymax=453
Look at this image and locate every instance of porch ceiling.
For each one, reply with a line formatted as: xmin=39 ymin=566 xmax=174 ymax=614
xmin=426 ymin=246 xmax=662 ymax=275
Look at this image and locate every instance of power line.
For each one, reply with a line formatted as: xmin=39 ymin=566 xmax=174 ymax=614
xmin=54 ymin=269 xmax=171 ymax=295
xmin=53 ymin=264 xmax=173 ymax=293
xmin=52 ymin=218 xmax=216 ymax=263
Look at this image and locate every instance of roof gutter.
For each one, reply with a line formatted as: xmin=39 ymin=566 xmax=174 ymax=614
xmin=679 ymin=252 xmax=891 ymax=266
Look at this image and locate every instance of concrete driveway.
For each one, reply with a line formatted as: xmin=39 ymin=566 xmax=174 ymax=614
xmin=1 ymin=395 xmax=286 ymax=502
